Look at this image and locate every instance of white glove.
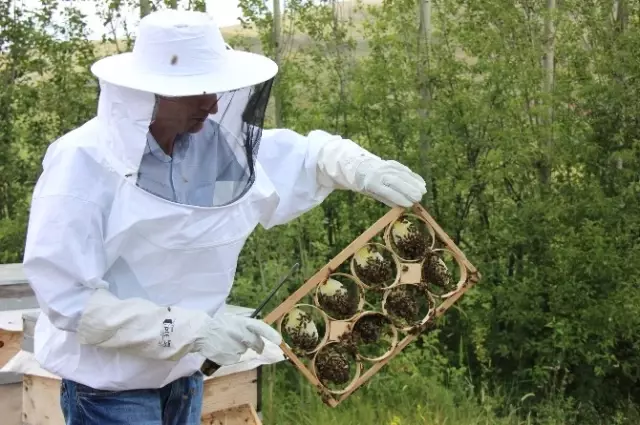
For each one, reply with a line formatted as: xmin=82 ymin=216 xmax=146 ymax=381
xmin=315 ymin=132 xmax=426 ymax=207
xmin=77 ymin=288 xmax=281 ymax=365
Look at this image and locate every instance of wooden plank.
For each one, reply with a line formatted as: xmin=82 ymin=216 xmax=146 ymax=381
xmin=22 ymin=375 xmax=64 ymax=425
xmin=201 ymin=368 xmax=259 ymax=416
xmin=399 ymin=263 xmax=422 ymax=284
xmin=0 ymin=266 xmax=40 ymax=311
xmin=328 ymin=321 xmax=350 ymax=342
xmin=0 ymin=283 xmax=38 ymax=312
xmin=0 ymin=309 xmax=39 ymax=333
xmin=0 ymin=263 xmax=28 ymax=286
xmin=0 ymin=382 xmax=22 ymax=425
xmin=201 ymin=403 xmax=262 ymax=425
xmin=0 ymin=330 xmax=22 ymax=369
xmin=0 ymin=283 xmax=33 ymax=299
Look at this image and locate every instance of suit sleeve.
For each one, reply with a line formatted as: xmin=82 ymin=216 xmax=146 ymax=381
xmin=22 ymin=144 xmax=111 ymax=333
xmin=255 ymin=128 xmax=338 ymax=228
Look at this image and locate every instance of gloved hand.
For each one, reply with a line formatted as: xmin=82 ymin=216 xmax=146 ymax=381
xmin=314 ymin=131 xmax=426 ymax=207
xmin=77 ymin=288 xmax=281 ymax=365
xmin=194 ymin=313 xmax=281 ymax=365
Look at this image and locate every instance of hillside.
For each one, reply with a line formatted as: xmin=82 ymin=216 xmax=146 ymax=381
xmin=90 ymin=0 xmax=384 ymax=58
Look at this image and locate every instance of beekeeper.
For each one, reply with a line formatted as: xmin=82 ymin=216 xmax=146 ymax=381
xmin=21 ymin=8 xmax=426 ymax=424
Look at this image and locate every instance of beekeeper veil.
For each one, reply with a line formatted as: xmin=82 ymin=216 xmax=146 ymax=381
xmin=90 ymin=9 xmax=277 ymax=207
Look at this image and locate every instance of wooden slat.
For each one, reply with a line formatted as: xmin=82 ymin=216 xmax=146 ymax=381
xmin=411 ymin=203 xmax=478 ymax=274
xmin=201 ymin=403 xmax=262 ymax=425
xmin=399 ymin=263 xmax=422 ymax=284
xmin=0 ymin=263 xmax=28 ymax=286
xmin=22 ymin=375 xmax=63 ymax=425
xmin=201 ymin=369 xmax=259 ymax=416
xmin=0 ymin=330 xmax=22 ymax=369
xmin=0 ymin=382 xmax=22 ymax=425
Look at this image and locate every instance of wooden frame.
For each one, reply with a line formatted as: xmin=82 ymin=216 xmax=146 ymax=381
xmin=263 ymin=204 xmax=481 ymax=407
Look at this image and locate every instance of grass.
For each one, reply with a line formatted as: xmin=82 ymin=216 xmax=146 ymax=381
xmin=254 ymin=340 xmax=550 ymax=425
xmin=261 ymin=363 xmax=531 ymax=425
xmin=255 ymin=338 xmax=640 ymax=425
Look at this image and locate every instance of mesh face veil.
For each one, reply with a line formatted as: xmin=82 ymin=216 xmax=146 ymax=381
xmin=136 ymin=78 xmax=273 ymax=207
xmin=90 ymin=10 xmax=278 ymax=208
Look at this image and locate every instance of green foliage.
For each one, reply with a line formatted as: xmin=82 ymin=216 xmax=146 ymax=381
xmin=0 ymin=0 xmax=97 ymax=261
xmin=2 ymin=0 xmax=640 ymax=423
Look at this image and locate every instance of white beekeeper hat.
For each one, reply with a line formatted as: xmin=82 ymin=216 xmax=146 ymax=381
xmin=90 ymin=8 xmax=278 ymax=97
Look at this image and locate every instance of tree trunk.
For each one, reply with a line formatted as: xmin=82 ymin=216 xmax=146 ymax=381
xmin=613 ymin=0 xmax=626 ymax=170
xmin=272 ymin=0 xmax=283 ymax=127
xmin=613 ymin=0 xmax=627 ymax=33
xmin=140 ymin=0 xmax=150 ymax=18
xmin=540 ymin=0 xmax=555 ymax=186
xmin=418 ymin=0 xmax=433 ymax=207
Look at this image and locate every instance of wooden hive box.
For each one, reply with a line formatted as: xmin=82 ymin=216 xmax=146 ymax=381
xmin=0 ymin=264 xmax=275 ymax=425
xmin=0 ymin=310 xmax=30 ymax=372
xmin=17 ymin=360 xmax=262 ymax=425
xmin=4 ymin=313 xmax=267 ymax=425
xmin=263 ymin=204 xmax=481 ymax=407
xmin=0 ymin=263 xmax=36 ymax=376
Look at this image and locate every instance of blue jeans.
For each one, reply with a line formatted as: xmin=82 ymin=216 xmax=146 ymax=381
xmin=60 ymin=372 xmax=203 ymax=425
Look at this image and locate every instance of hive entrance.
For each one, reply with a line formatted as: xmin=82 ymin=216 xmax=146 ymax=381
xmin=264 ymin=204 xmax=480 ymax=407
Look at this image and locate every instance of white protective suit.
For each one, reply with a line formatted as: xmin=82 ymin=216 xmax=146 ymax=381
xmin=21 ymin=9 xmax=426 ymax=391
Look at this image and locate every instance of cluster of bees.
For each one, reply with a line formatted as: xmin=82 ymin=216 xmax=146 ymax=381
xmin=282 ymin=215 xmax=456 ymax=388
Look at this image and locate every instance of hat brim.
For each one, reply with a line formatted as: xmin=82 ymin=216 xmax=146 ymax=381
xmin=90 ymin=50 xmax=278 ymax=96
